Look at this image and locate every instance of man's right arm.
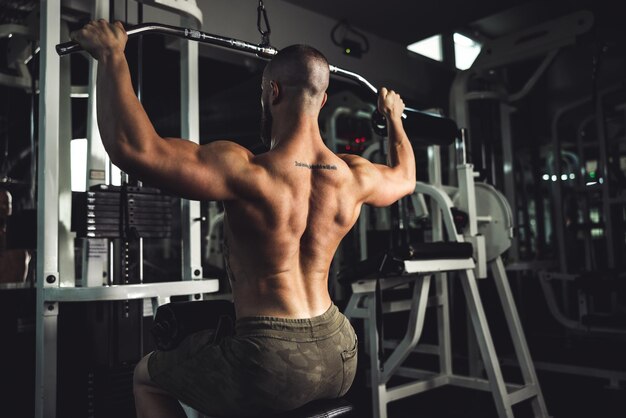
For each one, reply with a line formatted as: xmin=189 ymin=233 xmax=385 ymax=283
xmin=71 ymin=20 xmax=262 ymax=202
xmin=343 ymin=88 xmax=416 ymax=207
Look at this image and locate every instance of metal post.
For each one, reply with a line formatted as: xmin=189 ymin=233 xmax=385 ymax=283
xmin=36 ymin=1 xmax=61 ymax=416
xmin=366 ymin=294 xmax=387 ymax=418
xmin=83 ymin=0 xmax=110 ymax=286
xmin=551 ymin=108 xmax=567 ymax=274
xmin=500 ymin=103 xmax=519 ymax=260
xmin=491 ymin=257 xmax=550 ymax=417
xmin=180 ymin=15 xmax=202 ymax=281
xmin=460 ymin=268 xmax=514 ymax=418
xmin=436 ymin=271 xmax=452 ymax=376
xmin=595 ymin=92 xmax=615 ymax=269
xmin=576 ymin=116 xmax=595 ymax=270
xmin=58 ymin=22 xmax=74 ymax=287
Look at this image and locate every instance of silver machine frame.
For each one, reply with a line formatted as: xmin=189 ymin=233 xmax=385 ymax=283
xmin=35 ymin=1 xmax=218 ymax=417
xmin=344 ymin=137 xmax=549 ymax=417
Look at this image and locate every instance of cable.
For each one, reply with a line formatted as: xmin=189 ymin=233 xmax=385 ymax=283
xmin=257 ymin=0 xmax=271 ymax=47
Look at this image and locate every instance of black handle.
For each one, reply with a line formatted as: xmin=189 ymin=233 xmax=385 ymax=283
xmin=371 ymin=109 xmax=458 ymax=146
xmin=56 ymin=41 xmax=83 ymax=56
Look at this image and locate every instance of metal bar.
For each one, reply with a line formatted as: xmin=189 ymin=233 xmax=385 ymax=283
xmin=530 ymin=361 xmax=626 ymax=382
xmin=57 ymin=23 xmax=278 ymax=57
xmin=576 ymin=116 xmax=596 ymax=270
xmin=508 ymin=50 xmax=559 ymax=102
xmin=460 ymin=268 xmax=515 ymax=417
xmin=56 ymin=23 xmax=457 ymax=146
xmin=366 ymin=293 xmax=387 ymax=418
xmin=382 ymin=277 xmax=432 ymax=382
xmin=383 ymin=340 xmax=440 ymax=355
xmin=394 ymin=367 xmax=441 ymax=380
xmin=386 ymin=375 xmax=449 ymax=402
xmin=500 ymin=103 xmax=519 ymax=260
xmin=537 ymin=272 xmax=626 ymax=335
xmin=180 ymin=16 xmax=203 ymax=282
xmin=508 ymin=386 xmax=540 ymax=406
xmin=448 ymin=375 xmax=522 ymax=392
xmin=43 ymin=279 xmax=219 ymax=302
xmin=491 ymin=257 xmax=550 ymax=417
xmin=436 ymin=273 xmax=453 ymax=375
xmin=83 ymin=0 xmax=110 ymax=288
xmin=414 ymin=181 xmax=465 ymax=242
xmin=595 ymin=90 xmax=615 ymax=268
xmin=58 ymin=21 xmax=74 ymax=287
xmin=36 ymin=0 xmax=61 ymax=416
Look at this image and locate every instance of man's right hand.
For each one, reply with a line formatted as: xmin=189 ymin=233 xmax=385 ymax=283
xmin=377 ymin=87 xmax=405 ymax=122
xmin=70 ymin=19 xmax=127 ymax=61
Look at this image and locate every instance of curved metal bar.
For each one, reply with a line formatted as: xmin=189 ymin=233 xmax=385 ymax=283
xmin=56 ymin=22 xmax=279 ymax=58
xmin=56 ymin=22 xmax=458 ymax=145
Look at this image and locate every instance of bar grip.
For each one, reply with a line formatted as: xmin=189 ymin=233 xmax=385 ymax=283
xmin=56 ymin=41 xmax=82 ymax=56
xmin=371 ymin=109 xmax=458 ymax=146
xmin=404 ymin=108 xmax=458 ymax=146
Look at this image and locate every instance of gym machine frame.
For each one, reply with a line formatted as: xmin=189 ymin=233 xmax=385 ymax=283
xmin=36 ymin=2 xmax=217 ymax=418
xmin=345 ymin=135 xmax=549 ymax=417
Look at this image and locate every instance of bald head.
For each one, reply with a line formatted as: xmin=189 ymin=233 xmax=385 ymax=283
xmin=263 ymin=45 xmax=330 ymax=110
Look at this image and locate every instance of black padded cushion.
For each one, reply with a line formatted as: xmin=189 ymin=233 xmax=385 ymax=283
xmin=151 ymin=300 xmax=235 ymax=351
xmin=339 ymin=241 xmax=474 ymax=283
xmin=273 ymin=398 xmax=354 ymax=418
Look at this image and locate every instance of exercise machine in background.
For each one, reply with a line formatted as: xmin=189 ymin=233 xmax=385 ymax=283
xmin=36 ymin=1 xmax=216 ymax=417
xmin=342 ymin=128 xmax=548 ymax=417
xmin=449 ymin=8 xmax=626 ymax=389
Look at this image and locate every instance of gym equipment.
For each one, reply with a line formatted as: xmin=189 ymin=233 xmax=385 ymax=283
xmin=55 ymin=22 xmax=458 ymax=146
xmin=71 ymin=184 xmax=173 ymax=239
xmin=451 ymin=182 xmax=514 ymax=262
xmin=346 ymin=135 xmax=549 ymax=418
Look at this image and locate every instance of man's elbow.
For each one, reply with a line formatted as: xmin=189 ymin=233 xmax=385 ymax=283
xmin=401 ymin=177 xmax=416 ymax=197
xmin=398 ymin=169 xmax=416 ymax=196
xmin=106 ymin=146 xmax=127 ymax=170
xmin=106 ymin=143 xmax=138 ymax=174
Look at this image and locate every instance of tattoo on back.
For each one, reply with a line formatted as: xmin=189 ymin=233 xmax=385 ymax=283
xmin=295 ymin=161 xmax=337 ymax=171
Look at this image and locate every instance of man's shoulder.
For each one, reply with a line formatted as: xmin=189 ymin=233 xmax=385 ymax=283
xmin=206 ymin=140 xmax=254 ymax=158
xmin=336 ymin=153 xmax=372 ymax=171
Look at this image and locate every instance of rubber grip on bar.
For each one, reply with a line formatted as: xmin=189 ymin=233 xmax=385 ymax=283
xmin=56 ymin=41 xmax=83 ymax=56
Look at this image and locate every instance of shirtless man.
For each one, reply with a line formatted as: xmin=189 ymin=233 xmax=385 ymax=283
xmin=71 ymin=20 xmax=415 ymax=417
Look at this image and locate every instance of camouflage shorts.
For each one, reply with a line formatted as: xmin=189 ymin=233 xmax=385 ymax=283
xmin=148 ymin=303 xmax=358 ymax=417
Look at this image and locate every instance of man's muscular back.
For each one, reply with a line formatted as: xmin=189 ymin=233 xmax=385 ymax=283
xmin=223 ymin=145 xmax=364 ymax=319
xmin=69 ymin=25 xmax=417 ymax=320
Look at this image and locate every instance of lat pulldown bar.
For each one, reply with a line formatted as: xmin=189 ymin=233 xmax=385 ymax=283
xmin=56 ymin=22 xmax=458 ymax=146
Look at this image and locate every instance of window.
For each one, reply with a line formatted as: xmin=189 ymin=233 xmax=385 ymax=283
xmin=407 ymin=35 xmax=442 ymax=62
xmin=453 ymin=33 xmax=481 ymax=70
xmin=407 ymin=32 xmax=482 ymax=70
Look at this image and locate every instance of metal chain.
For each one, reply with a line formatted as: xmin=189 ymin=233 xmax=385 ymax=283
xmin=257 ymin=0 xmax=271 ymax=46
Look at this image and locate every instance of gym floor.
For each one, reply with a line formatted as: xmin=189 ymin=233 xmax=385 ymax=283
xmin=337 ymin=281 xmax=626 ymax=418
